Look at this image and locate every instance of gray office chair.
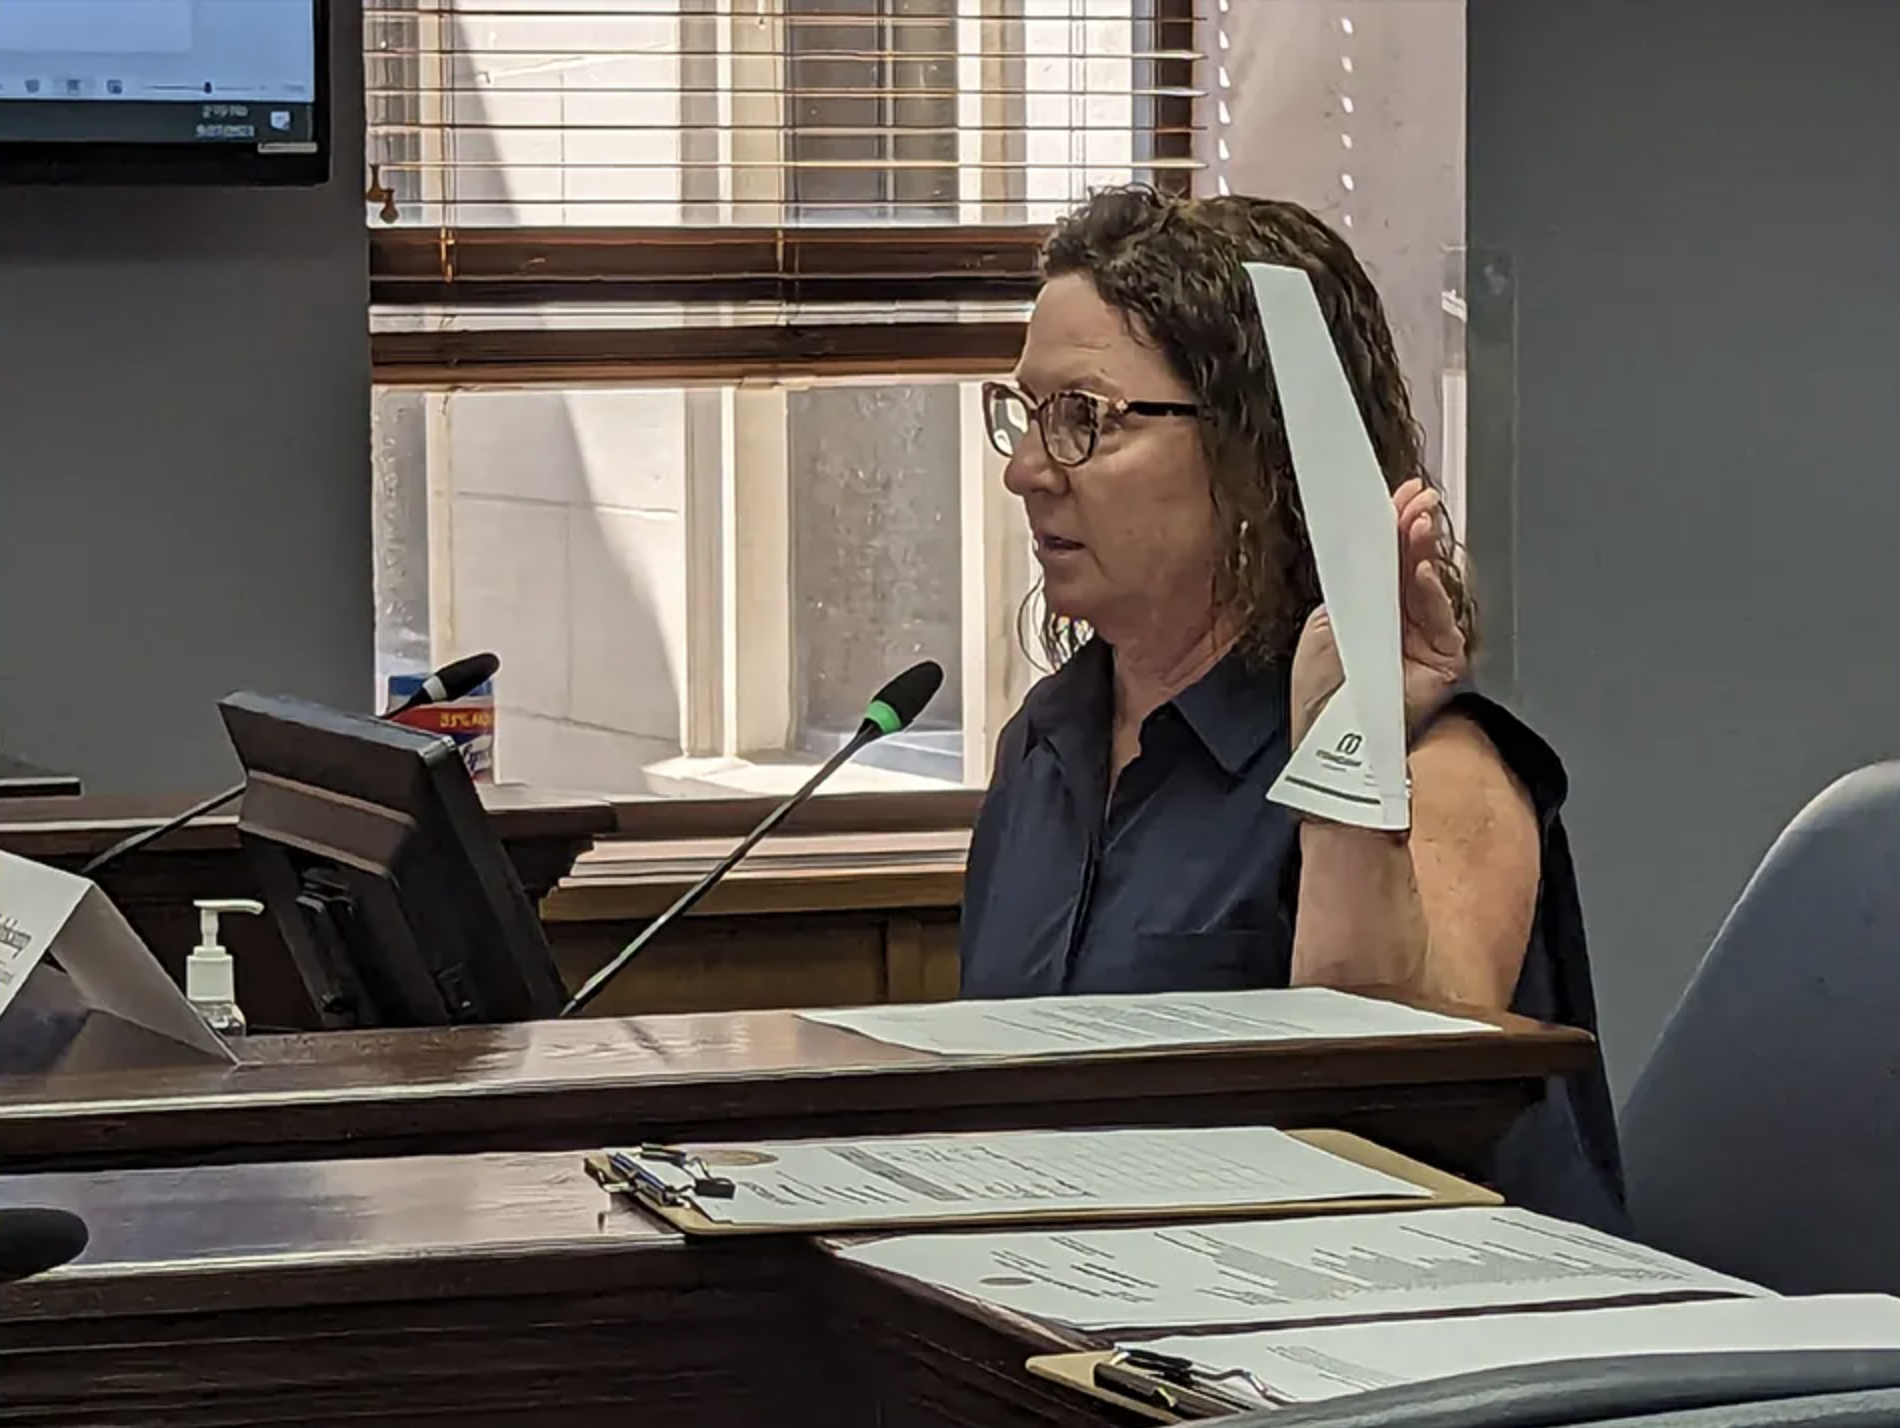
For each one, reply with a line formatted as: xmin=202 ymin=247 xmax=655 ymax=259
xmin=1619 ymin=761 xmax=1900 ymax=1294
xmin=1222 ymin=1352 xmax=1900 ymax=1428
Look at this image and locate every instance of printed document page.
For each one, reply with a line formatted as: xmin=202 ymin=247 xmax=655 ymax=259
xmin=1129 ymin=1294 xmax=1900 ymax=1406
xmin=633 ymin=1126 xmax=1429 ymax=1229
xmin=801 ymin=986 xmax=1495 ymax=1058
xmin=838 ymin=1206 xmax=1766 ymax=1332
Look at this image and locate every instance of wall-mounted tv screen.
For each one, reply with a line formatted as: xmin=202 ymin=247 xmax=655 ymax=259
xmin=0 ymin=0 xmax=326 ymax=185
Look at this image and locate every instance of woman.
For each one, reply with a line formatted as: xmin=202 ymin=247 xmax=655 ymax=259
xmin=961 ymin=187 xmax=1624 ymax=1230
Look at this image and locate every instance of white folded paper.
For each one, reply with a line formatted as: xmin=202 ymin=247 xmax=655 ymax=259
xmin=0 ymin=850 xmax=236 ymax=1064
xmin=800 ymin=986 xmax=1495 ymax=1057
xmin=1130 ymin=1294 xmax=1900 ymax=1406
xmin=1246 ymin=262 xmax=1410 ymax=831
xmin=836 ymin=1205 xmax=1767 ymax=1333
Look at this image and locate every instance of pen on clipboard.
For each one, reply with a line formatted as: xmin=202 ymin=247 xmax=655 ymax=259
xmin=590 ymin=1145 xmax=737 ymax=1203
xmin=1094 ymin=1348 xmax=1285 ymax=1417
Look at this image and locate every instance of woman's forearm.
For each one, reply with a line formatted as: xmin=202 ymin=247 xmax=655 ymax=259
xmin=1290 ymin=820 xmax=1438 ymax=998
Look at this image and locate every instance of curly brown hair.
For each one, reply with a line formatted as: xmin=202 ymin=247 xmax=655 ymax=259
xmin=1031 ymin=185 xmax=1471 ymax=666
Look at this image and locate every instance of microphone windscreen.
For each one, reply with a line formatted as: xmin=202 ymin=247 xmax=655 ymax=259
xmin=0 ymin=1206 xmax=89 ymax=1285
xmin=861 ymin=660 xmax=945 ymax=738
xmin=430 ymin=651 xmax=501 ymax=705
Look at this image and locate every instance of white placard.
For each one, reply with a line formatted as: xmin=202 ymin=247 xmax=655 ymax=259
xmin=801 ymin=986 xmax=1494 ymax=1058
xmin=619 ymin=1126 xmax=1429 ymax=1231
xmin=1246 ymin=261 xmax=1410 ymax=831
xmin=0 ymin=851 xmax=237 ymax=1064
xmin=1130 ymin=1294 xmax=1900 ymax=1407
xmin=839 ymin=1205 xmax=1767 ymax=1333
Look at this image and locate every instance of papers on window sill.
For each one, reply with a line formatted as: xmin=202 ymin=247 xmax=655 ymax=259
xmin=594 ymin=1126 xmax=1456 ymax=1234
xmin=1118 ymin=1294 xmax=1900 ymax=1408
xmin=800 ymin=986 xmax=1496 ymax=1059
xmin=835 ymin=1205 xmax=1766 ymax=1334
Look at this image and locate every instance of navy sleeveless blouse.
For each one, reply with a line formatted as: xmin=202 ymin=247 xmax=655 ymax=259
xmin=959 ymin=638 xmax=1627 ymax=1232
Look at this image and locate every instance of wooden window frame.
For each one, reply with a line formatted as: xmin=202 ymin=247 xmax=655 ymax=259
xmin=366 ymin=0 xmax=1195 ymax=386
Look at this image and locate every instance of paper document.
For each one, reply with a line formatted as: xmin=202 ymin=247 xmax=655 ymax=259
xmin=0 ymin=849 xmax=83 ymax=1018
xmin=1129 ymin=1294 xmax=1900 ymax=1407
xmin=619 ymin=1127 xmax=1429 ymax=1230
xmin=839 ymin=1206 xmax=1766 ymax=1333
xmin=801 ymin=986 xmax=1494 ymax=1058
xmin=0 ymin=851 xmax=236 ymax=1064
xmin=1246 ymin=262 xmax=1410 ymax=831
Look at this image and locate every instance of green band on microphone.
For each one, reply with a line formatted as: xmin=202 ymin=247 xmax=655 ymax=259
xmin=863 ymin=699 xmax=903 ymax=737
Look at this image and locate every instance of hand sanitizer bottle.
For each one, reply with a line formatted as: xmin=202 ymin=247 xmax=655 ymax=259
xmin=187 ymin=898 xmax=263 ymax=1037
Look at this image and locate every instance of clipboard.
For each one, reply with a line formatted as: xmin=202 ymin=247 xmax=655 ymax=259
xmin=583 ymin=1128 xmax=1501 ymax=1238
xmin=1026 ymin=1348 xmax=1257 ymax=1422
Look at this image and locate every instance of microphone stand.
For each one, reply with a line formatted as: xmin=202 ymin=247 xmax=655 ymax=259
xmin=561 ymin=724 xmax=878 ymax=1017
xmin=76 ymin=669 xmax=491 ymax=881
xmin=80 ymin=784 xmax=243 ymax=879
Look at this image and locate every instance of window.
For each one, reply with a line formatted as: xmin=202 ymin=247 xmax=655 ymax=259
xmin=365 ymin=0 xmax=1195 ymax=795
xmin=370 ymin=370 xmax=1040 ymax=794
xmin=364 ymin=4 xmax=1473 ymax=796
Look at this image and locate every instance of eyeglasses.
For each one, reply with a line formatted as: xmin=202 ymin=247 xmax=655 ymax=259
xmin=982 ymin=381 xmax=1199 ymax=468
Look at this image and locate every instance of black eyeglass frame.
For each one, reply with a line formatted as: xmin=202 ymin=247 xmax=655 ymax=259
xmin=981 ymin=380 xmax=1200 ymax=468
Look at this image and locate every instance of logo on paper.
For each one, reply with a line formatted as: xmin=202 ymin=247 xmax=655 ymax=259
xmin=1315 ymin=729 xmax=1367 ymax=772
xmin=0 ymin=916 xmax=33 ymax=989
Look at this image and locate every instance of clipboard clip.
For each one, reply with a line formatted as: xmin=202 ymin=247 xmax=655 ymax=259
xmin=602 ymin=1144 xmax=737 ymax=1203
xmin=1096 ymin=1348 xmax=1280 ymax=1415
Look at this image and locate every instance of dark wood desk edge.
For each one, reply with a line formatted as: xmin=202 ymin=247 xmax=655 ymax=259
xmin=0 ymin=755 xmax=80 ymax=799
xmin=0 ymin=787 xmax=973 ymax=874
xmin=610 ymin=787 xmax=984 ymax=841
xmin=0 ymin=1021 xmax=1592 ymax=1169
xmin=0 ymin=786 xmax=617 ymax=859
xmin=541 ymin=865 xmax=967 ymax=921
xmin=0 ymin=776 xmax=82 ymax=799
xmin=0 ymin=1232 xmax=716 ymax=1324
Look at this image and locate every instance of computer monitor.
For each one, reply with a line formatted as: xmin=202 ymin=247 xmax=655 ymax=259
xmin=218 ymin=691 xmax=568 ymax=1030
xmin=0 ymin=0 xmax=327 ymax=185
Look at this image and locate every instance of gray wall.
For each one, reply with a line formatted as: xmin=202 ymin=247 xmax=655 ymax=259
xmin=1468 ymin=0 xmax=1900 ymax=1092
xmin=0 ymin=0 xmax=370 ymax=795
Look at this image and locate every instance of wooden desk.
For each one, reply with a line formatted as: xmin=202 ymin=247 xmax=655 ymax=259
xmin=818 ymin=1237 xmax=1099 ymax=1428
xmin=0 ymin=753 xmax=80 ymax=799
xmin=0 ymin=785 xmax=614 ymax=1029
xmin=0 ymin=786 xmax=978 ymax=1026
xmin=544 ymin=830 xmax=969 ymax=1015
xmin=530 ymin=790 xmax=981 ymax=1016
xmin=0 ymin=1141 xmax=1278 ymax=1428
xmin=0 ymin=1152 xmax=830 ymax=1428
xmin=0 ymin=1001 xmax=1593 ymax=1175
xmin=0 ymin=1147 xmax=1100 ymax=1428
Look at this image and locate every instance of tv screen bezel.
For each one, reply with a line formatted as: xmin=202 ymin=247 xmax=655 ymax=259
xmin=0 ymin=0 xmax=331 ymax=187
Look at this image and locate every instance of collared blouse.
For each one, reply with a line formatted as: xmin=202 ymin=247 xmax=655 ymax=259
xmin=960 ymin=638 xmax=1627 ymax=1231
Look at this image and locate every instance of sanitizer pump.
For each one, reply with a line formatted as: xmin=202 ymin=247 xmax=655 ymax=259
xmin=188 ymin=898 xmax=263 ymax=1037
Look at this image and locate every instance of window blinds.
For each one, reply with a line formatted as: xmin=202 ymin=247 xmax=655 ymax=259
xmin=365 ymin=0 xmax=1198 ymax=300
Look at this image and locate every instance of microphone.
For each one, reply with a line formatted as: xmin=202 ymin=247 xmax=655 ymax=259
xmin=0 ymin=1206 xmax=88 ymax=1286
xmin=384 ymin=651 xmax=500 ymax=718
xmin=561 ymin=659 xmax=945 ymax=1017
xmin=78 ymin=652 xmax=502 ymax=880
